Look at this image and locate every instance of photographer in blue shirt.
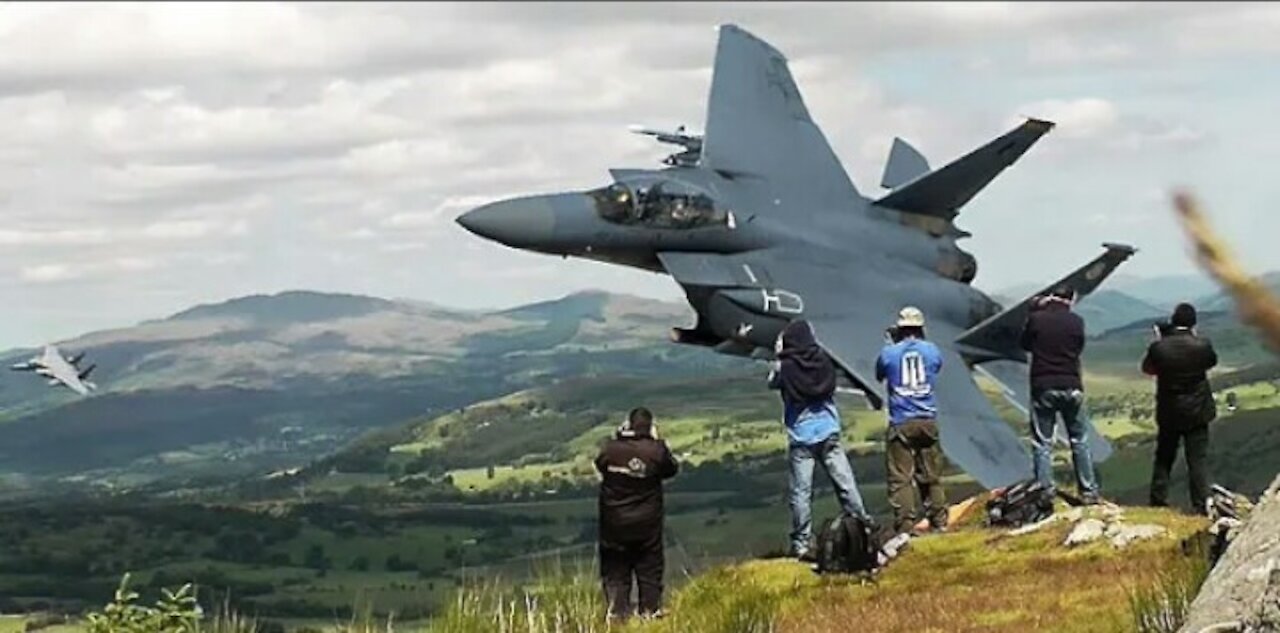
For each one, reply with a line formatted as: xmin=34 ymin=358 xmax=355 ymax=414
xmin=875 ymin=307 xmax=948 ymax=536
xmin=768 ymin=319 xmax=870 ymax=560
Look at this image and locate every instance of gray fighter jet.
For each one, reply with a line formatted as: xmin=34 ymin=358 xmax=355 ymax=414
xmin=457 ymin=24 xmax=1136 ymax=489
xmin=10 ymin=345 xmax=97 ymax=396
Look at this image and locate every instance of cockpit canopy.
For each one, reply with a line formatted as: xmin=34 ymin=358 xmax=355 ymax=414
xmin=590 ymin=180 xmax=732 ymax=229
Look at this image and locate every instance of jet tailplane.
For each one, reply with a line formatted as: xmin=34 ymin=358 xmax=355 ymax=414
xmin=955 ymin=243 xmax=1137 ymax=365
xmin=874 ymin=118 xmax=1055 ymax=221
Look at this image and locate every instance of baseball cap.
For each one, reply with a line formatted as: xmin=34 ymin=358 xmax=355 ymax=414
xmin=897 ymin=306 xmax=926 ymax=328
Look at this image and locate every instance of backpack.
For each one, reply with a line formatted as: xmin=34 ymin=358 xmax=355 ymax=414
xmin=986 ymin=480 xmax=1055 ymax=528
xmin=815 ymin=514 xmax=879 ymax=574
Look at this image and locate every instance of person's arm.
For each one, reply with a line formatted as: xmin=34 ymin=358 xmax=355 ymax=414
xmin=875 ymin=350 xmax=887 ymax=383
xmin=656 ymin=442 xmax=680 ymax=479
xmin=1019 ymin=314 xmax=1036 ymax=352
xmin=594 ymin=448 xmax=608 ymax=475
xmin=1141 ymin=342 xmax=1158 ymax=376
xmin=767 ymin=362 xmax=782 ymax=390
xmin=1202 ymin=338 xmax=1219 ymax=371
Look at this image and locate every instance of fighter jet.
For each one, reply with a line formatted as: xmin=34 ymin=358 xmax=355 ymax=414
xmin=457 ymin=24 xmax=1136 ymax=489
xmin=10 ymin=345 xmax=97 ymax=396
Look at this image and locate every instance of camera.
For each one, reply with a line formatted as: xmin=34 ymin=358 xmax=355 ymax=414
xmin=885 ymin=326 xmax=903 ymax=344
xmin=1154 ymin=320 xmax=1174 ymax=338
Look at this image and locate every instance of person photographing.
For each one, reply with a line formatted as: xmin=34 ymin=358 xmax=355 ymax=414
xmin=768 ymin=319 xmax=871 ymax=561
xmin=1142 ymin=303 xmax=1219 ymax=514
xmin=1020 ymin=286 xmax=1101 ymax=504
xmin=875 ymin=307 xmax=948 ymax=535
xmin=595 ymin=407 xmax=679 ymax=621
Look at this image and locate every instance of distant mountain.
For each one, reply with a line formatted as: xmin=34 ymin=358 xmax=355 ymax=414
xmin=1073 ymin=290 xmax=1166 ymax=335
xmin=1086 ymin=308 xmax=1272 ymax=372
xmin=988 ymin=288 xmax=1165 ymax=336
xmin=0 ymin=290 xmax=737 ymax=484
xmin=994 ymin=273 xmax=1222 ymax=314
xmin=1107 ymin=273 xmax=1219 ymax=310
xmin=1192 ymin=271 xmax=1280 ymax=313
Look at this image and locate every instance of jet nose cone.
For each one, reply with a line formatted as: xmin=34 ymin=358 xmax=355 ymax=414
xmin=456 ymin=197 xmax=556 ymax=247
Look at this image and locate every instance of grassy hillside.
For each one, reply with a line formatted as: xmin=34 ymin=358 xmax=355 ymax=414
xmin=425 ymin=505 xmax=1209 ymax=633
xmin=1085 ymin=309 xmax=1274 ymax=374
xmin=9 ymin=499 xmax=1213 ymax=632
xmin=0 ymin=290 xmax=738 ymax=485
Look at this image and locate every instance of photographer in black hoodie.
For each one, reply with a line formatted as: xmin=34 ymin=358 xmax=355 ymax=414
xmin=595 ymin=407 xmax=679 ymax=621
xmin=1142 ymin=303 xmax=1219 ymax=514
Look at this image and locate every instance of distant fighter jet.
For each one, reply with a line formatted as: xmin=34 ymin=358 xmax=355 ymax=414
xmin=457 ymin=24 xmax=1137 ymax=489
xmin=10 ymin=345 xmax=97 ymax=396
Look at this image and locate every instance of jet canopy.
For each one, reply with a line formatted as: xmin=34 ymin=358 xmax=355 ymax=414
xmin=590 ymin=180 xmax=733 ymax=230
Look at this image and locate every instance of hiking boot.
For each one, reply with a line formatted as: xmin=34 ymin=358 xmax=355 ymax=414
xmin=1081 ymin=493 xmax=1102 ymax=506
xmin=795 ymin=549 xmax=817 ymax=563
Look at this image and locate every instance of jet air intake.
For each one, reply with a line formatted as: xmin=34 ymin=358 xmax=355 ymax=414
xmin=687 ymin=287 xmax=805 ymax=357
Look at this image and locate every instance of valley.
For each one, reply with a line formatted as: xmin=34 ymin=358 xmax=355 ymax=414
xmin=0 ymin=284 xmax=1277 ymax=627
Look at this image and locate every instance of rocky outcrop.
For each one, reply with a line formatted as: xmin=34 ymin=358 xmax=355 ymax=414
xmin=1180 ymin=475 xmax=1280 ymax=632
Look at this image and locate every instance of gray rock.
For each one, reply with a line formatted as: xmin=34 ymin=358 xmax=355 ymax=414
xmin=1108 ymin=524 xmax=1167 ymax=549
xmin=1181 ymin=475 xmax=1280 ymax=632
xmin=1065 ymin=518 xmax=1107 ymax=547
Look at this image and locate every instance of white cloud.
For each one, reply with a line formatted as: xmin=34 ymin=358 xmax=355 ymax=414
xmin=1012 ymin=98 xmax=1205 ymax=153
xmin=88 ymin=80 xmax=418 ymax=163
xmin=1169 ymin=4 xmax=1280 ymax=56
xmin=1018 ymin=98 xmax=1122 ymax=140
xmin=141 ymin=220 xmax=216 ymax=240
xmin=0 ymin=3 xmax=1274 ymax=348
xmin=0 ymin=228 xmax=110 ymax=246
xmin=16 ymin=256 xmax=161 ymax=285
xmin=1028 ymin=37 xmax=1136 ymax=67
xmin=19 ymin=264 xmax=82 ymax=283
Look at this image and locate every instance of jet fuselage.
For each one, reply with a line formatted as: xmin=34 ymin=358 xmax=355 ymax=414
xmin=458 ymin=166 xmax=1001 ymax=357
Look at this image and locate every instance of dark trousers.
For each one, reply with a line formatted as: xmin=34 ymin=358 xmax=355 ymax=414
xmin=1150 ymin=424 xmax=1210 ymax=514
xmin=599 ymin=531 xmax=664 ymax=618
xmin=886 ymin=418 xmax=948 ymax=534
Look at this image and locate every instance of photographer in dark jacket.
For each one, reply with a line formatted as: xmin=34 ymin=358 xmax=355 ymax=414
xmin=595 ymin=407 xmax=679 ymax=621
xmin=1142 ymin=303 xmax=1219 ymax=514
xmin=1020 ymin=286 xmax=1101 ymax=503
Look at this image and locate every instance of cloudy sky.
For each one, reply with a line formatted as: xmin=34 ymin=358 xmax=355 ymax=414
xmin=2 ymin=2 xmax=1278 ymax=349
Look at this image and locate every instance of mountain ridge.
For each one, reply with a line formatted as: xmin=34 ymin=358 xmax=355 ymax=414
xmin=0 ymin=288 xmax=716 ymax=485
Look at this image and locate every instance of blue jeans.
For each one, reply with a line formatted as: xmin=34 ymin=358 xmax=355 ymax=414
xmin=1031 ymin=388 xmax=1100 ymax=497
xmin=788 ymin=434 xmax=869 ymax=556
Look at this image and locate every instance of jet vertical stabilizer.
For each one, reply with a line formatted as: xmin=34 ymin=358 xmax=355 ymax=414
xmin=880 ymin=137 xmax=931 ymax=190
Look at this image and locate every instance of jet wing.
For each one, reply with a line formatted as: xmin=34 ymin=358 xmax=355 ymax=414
xmin=659 ymin=248 xmax=1036 ymax=489
xmin=701 ymin=24 xmax=859 ymax=209
xmin=956 ymin=243 xmax=1138 ymax=363
xmin=804 ymin=309 xmax=888 ymax=411
xmin=931 ymin=348 xmax=1035 ymax=489
xmin=976 ymin=359 xmax=1113 ymax=463
xmin=46 ymin=362 xmax=89 ymax=396
xmin=658 ymin=249 xmax=889 ymax=407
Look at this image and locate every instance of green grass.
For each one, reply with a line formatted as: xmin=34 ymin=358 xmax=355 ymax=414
xmin=421 ymin=506 xmax=1209 ymax=633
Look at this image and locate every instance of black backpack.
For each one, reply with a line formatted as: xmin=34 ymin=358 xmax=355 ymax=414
xmin=815 ymin=514 xmax=879 ymax=574
xmin=986 ymin=480 xmax=1055 ymax=528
